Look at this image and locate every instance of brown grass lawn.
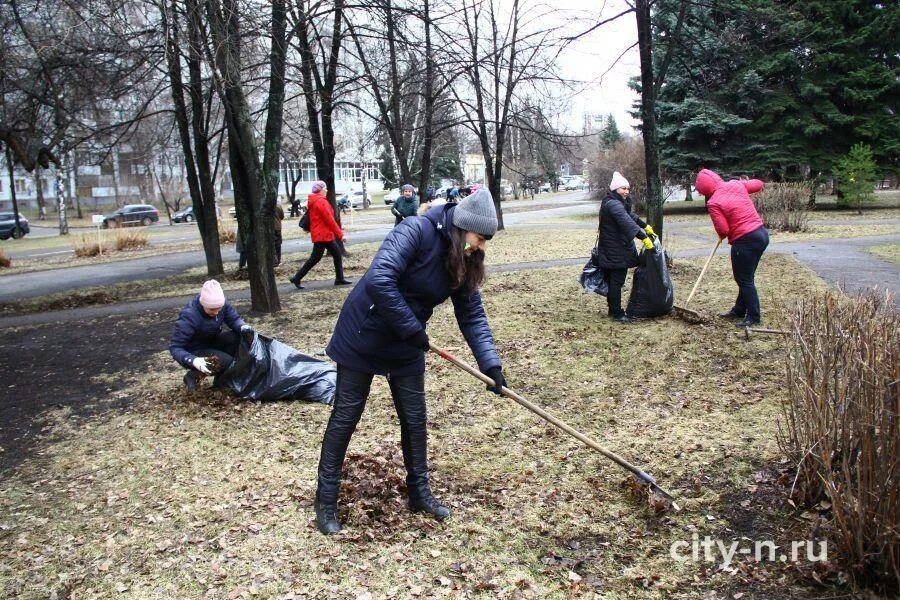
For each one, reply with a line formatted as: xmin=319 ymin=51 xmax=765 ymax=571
xmin=0 ymin=249 xmax=838 ymax=597
xmin=866 ymin=243 xmax=900 ymax=265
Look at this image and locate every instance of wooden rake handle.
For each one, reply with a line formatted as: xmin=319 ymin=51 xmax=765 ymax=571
xmin=429 ymin=342 xmax=677 ymax=503
xmin=684 ymin=238 xmax=723 ymax=307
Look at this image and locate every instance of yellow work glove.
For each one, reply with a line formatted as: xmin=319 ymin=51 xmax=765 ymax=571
xmin=644 ymin=224 xmax=656 ymax=237
xmin=642 ymin=237 xmax=654 ymax=251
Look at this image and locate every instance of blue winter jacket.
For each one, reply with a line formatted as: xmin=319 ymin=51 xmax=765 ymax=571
xmin=169 ymin=296 xmax=246 ymax=368
xmin=326 ymin=204 xmax=501 ymax=376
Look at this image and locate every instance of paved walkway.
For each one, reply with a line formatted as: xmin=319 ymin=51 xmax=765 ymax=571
xmin=0 ymin=198 xmax=599 ymax=303
xmin=0 ymin=233 xmax=896 ymax=330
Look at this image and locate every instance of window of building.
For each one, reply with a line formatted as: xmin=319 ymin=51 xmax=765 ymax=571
xmin=15 ymin=179 xmax=26 ymax=193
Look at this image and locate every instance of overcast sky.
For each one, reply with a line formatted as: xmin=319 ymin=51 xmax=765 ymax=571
xmin=551 ymin=0 xmax=641 ymax=133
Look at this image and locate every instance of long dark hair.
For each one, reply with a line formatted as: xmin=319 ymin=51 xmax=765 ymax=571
xmin=446 ymin=226 xmax=486 ymax=294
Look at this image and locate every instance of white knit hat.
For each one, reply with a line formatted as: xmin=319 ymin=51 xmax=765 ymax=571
xmin=609 ymin=171 xmax=630 ymax=191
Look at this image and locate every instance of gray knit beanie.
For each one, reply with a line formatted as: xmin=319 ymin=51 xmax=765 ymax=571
xmin=401 ymin=184 xmax=415 ymax=193
xmin=452 ymin=188 xmax=498 ymax=238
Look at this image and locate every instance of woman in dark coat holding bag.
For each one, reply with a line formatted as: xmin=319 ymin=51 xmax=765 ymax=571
xmin=595 ymin=171 xmax=655 ymax=323
xmin=314 ymin=189 xmax=507 ymax=535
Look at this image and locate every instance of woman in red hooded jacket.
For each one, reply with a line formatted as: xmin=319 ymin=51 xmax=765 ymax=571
xmin=694 ymin=168 xmax=769 ymax=328
xmin=290 ymin=181 xmax=353 ymax=289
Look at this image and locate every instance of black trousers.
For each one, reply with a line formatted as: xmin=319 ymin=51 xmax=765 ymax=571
xmin=274 ymin=231 xmax=282 ymax=265
xmin=729 ymin=226 xmax=769 ymax=320
xmin=602 ymin=267 xmax=628 ymax=316
xmin=317 ymin=366 xmax=430 ymax=503
xmin=192 ymin=330 xmax=240 ymax=372
xmin=293 ymin=239 xmax=345 ymax=282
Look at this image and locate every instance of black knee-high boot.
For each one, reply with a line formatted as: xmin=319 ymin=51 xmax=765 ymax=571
xmin=315 ymin=366 xmax=373 ymax=534
xmin=390 ymin=373 xmax=450 ymax=521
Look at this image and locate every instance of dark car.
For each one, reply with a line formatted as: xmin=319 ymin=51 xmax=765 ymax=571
xmin=102 ymin=204 xmax=160 ymax=228
xmin=172 ymin=205 xmax=195 ymax=223
xmin=0 ymin=212 xmax=30 ymax=240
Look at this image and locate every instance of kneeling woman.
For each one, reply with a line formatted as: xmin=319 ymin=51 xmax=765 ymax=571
xmin=315 ymin=189 xmax=507 ymax=534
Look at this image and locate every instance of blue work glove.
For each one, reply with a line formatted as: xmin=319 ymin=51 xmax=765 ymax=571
xmin=405 ymin=329 xmax=430 ymax=351
xmin=483 ymin=366 xmax=506 ymax=395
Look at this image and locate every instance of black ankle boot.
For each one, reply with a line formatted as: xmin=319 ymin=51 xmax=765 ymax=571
xmin=408 ymin=487 xmax=450 ymax=521
xmin=314 ymin=498 xmax=341 ymax=535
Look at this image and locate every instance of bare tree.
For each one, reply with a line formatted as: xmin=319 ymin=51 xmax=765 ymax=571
xmin=203 ymin=0 xmax=287 ymax=312
xmin=289 ymin=0 xmax=349 ymax=221
xmin=344 ymin=0 xmax=460 ymax=199
xmin=0 ymin=0 xmax=163 ymax=234
xmin=161 ymin=0 xmax=226 ymax=276
xmin=451 ymin=0 xmax=568 ymax=230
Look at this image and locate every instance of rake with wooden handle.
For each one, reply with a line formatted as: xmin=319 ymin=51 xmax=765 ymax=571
xmin=430 ymin=342 xmax=679 ymax=508
xmin=673 ymin=238 xmax=723 ymax=323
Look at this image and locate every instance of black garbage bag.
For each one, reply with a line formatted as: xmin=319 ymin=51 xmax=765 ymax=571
xmin=579 ymin=249 xmax=609 ymax=296
xmin=626 ymin=243 xmax=674 ymax=318
xmin=215 ymin=332 xmax=335 ymax=404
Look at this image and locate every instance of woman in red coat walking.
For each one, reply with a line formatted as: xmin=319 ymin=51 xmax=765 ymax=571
xmin=290 ymin=181 xmax=353 ymax=289
xmin=694 ymin=168 xmax=769 ymax=328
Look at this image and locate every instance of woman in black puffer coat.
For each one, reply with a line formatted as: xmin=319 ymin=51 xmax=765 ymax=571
xmin=595 ymin=171 xmax=655 ymax=323
xmin=313 ymin=189 xmax=508 ymax=535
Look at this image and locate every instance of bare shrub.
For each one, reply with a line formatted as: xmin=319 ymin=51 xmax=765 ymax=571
xmin=114 ymin=230 xmax=149 ymax=251
xmin=754 ymin=182 xmax=811 ymax=232
xmin=590 ymin=137 xmax=648 ymax=211
xmin=218 ymin=224 xmax=236 ymax=244
xmin=73 ymin=235 xmax=105 ymax=257
xmin=778 ymin=289 xmax=898 ymax=592
xmin=0 ymin=249 xmax=10 ymax=268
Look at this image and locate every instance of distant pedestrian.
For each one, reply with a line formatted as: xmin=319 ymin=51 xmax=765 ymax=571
xmin=694 ymin=168 xmax=768 ymax=328
xmin=447 ymin=184 xmax=460 ymax=204
xmin=236 ymin=224 xmax=247 ymax=270
xmin=289 ymin=196 xmax=301 ymax=218
xmin=170 ymin=280 xmax=252 ymax=391
xmin=594 ymin=171 xmax=655 ymax=323
xmin=289 ymin=181 xmax=353 ymax=289
xmin=391 ymin=184 xmax=419 ymax=226
xmin=274 ymin=202 xmax=285 ymax=266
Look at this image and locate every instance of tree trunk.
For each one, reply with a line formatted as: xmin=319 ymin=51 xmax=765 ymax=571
xmin=34 ymin=167 xmax=47 ymax=219
xmin=416 ymin=0 xmax=435 ymax=199
xmin=4 ymin=145 xmax=23 ymax=236
xmin=164 ymin=0 xmax=224 ymax=276
xmin=55 ymin=158 xmax=69 ymax=235
xmin=207 ymin=0 xmax=281 ymax=312
xmin=636 ymin=0 xmax=664 ymax=236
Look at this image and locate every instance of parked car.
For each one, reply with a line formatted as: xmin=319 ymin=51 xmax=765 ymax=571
xmin=383 ymin=190 xmax=400 ymax=205
xmin=539 ymin=182 xmax=552 ymax=193
xmin=102 ymin=204 xmax=160 ymax=228
xmin=0 ymin=212 xmax=30 ymax=240
xmin=172 ymin=205 xmax=195 ymax=223
xmin=349 ymin=190 xmax=372 ymax=208
xmin=562 ymin=177 xmax=585 ymax=191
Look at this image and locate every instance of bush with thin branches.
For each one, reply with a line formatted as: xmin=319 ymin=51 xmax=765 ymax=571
xmin=754 ymin=182 xmax=811 ymax=232
xmin=218 ymin=224 xmax=236 ymax=244
xmin=778 ymin=289 xmax=898 ymax=592
xmin=0 ymin=248 xmax=10 ymax=268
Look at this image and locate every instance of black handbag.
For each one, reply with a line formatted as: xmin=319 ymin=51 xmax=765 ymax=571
xmin=580 ymin=228 xmax=609 ymax=296
xmin=298 ymin=209 xmax=310 ymax=232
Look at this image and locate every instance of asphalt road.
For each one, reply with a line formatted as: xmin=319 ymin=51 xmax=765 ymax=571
xmin=0 ymin=192 xmax=598 ymax=302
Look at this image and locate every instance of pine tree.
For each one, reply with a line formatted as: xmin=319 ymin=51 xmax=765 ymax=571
xmin=834 ymin=143 xmax=877 ymax=213
xmin=600 ymin=114 xmax=622 ymax=148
